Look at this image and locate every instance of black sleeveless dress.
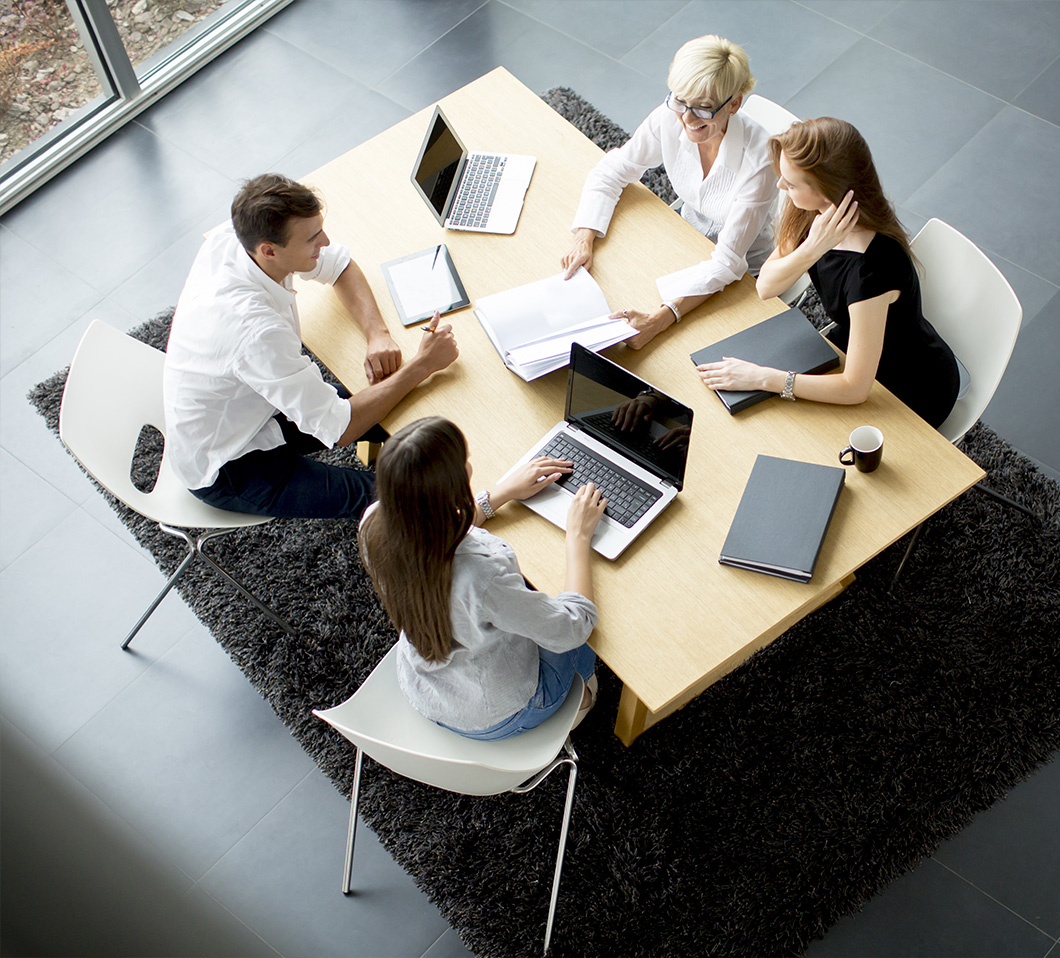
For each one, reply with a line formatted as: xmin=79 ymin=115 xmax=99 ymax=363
xmin=809 ymin=234 xmax=959 ymax=428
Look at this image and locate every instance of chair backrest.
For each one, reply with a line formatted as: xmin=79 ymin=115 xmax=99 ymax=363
xmin=911 ymin=219 xmax=1022 ymax=444
xmin=58 ymin=320 xmax=264 ymax=529
xmin=740 ymin=95 xmax=811 ymax=305
xmin=313 ymin=644 xmax=584 ymax=796
xmin=741 ymin=94 xmax=798 ymax=137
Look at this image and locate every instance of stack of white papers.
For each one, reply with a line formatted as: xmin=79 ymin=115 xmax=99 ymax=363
xmin=473 ymin=268 xmax=636 ymax=381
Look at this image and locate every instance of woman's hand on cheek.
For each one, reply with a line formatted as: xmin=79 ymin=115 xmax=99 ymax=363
xmin=805 ymin=190 xmax=859 ymax=257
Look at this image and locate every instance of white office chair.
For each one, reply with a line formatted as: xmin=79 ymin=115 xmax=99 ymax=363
xmin=740 ymin=94 xmax=810 ymax=306
xmin=59 ymin=320 xmax=295 ymax=648
xmin=313 ymin=644 xmax=585 ymax=956
xmin=890 ymin=218 xmax=1030 ymax=586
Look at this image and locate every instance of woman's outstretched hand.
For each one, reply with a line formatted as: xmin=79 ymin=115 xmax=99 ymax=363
xmin=562 ymin=228 xmax=597 ymax=279
xmin=695 ymin=356 xmax=778 ymax=392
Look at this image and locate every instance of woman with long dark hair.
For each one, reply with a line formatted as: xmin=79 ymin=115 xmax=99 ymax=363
xmin=358 ymin=417 xmax=606 ymax=739
xmin=696 ymin=117 xmax=959 ymax=428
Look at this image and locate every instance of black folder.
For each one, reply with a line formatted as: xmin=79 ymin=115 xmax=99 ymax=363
xmin=720 ymin=455 xmax=845 ymax=582
xmin=690 ymin=306 xmax=840 ymax=413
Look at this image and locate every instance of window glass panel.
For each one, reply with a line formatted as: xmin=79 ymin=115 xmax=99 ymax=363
xmin=107 ymin=0 xmax=227 ymax=75
xmin=0 ymin=0 xmax=106 ymax=167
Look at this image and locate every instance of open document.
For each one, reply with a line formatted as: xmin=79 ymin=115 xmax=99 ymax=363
xmin=473 ymin=267 xmax=637 ymax=381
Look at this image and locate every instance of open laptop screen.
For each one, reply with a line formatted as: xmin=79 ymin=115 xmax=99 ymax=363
xmin=412 ymin=108 xmax=465 ymax=221
xmin=566 ymin=343 xmax=693 ymax=490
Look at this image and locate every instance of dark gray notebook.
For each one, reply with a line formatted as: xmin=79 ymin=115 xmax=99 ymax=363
xmin=690 ymin=306 xmax=840 ymax=413
xmin=720 ymin=455 xmax=845 ymax=583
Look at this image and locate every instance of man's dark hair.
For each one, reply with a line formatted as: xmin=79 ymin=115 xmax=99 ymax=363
xmin=231 ymin=174 xmax=323 ymax=252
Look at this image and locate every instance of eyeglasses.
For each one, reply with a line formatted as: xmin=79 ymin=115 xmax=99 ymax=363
xmin=665 ymin=91 xmax=734 ymax=121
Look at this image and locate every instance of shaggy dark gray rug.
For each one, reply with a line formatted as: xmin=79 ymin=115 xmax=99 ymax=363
xmin=28 ymin=91 xmax=1060 ymax=958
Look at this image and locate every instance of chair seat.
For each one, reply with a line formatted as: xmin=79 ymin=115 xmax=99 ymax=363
xmin=314 ymin=644 xmax=584 ymax=795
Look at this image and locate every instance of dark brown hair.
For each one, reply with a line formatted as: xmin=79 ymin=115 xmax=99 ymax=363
xmin=770 ymin=118 xmax=913 ymax=262
xmin=358 ymin=417 xmax=474 ymax=663
xmin=230 ymin=173 xmax=322 ymax=253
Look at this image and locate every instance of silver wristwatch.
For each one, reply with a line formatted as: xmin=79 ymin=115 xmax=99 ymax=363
xmin=780 ymin=370 xmax=797 ymax=401
xmin=475 ymin=489 xmax=497 ymax=520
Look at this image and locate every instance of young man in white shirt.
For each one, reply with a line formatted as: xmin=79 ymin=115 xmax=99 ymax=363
xmin=163 ymin=173 xmax=458 ymax=519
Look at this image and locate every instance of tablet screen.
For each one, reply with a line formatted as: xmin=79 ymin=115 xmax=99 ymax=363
xmin=380 ymin=245 xmax=470 ymax=325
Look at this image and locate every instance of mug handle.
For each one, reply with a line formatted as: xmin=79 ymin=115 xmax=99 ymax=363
xmin=839 ymin=446 xmax=856 ymax=466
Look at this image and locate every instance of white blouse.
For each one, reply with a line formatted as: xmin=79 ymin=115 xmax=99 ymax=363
xmin=571 ymin=104 xmax=777 ymax=298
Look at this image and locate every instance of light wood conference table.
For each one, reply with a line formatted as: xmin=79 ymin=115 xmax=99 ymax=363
xmin=295 ymin=68 xmax=985 ymax=745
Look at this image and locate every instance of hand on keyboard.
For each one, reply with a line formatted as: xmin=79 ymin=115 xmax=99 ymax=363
xmin=566 ymin=482 xmax=607 ymax=544
xmin=492 ymin=456 xmax=573 ymax=508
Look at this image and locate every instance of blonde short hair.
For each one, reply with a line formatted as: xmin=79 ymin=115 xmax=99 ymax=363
xmin=667 ymin=35 xmax=756 ymax=105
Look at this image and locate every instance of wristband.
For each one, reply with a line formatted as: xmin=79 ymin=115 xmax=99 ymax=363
xmin=661 ymin=301 xmax=681 ymax=323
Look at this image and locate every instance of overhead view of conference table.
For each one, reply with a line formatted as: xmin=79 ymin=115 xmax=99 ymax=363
xmin=295 ymin=68 xmax=985 ymax=745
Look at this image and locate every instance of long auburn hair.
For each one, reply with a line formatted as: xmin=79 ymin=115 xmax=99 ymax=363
xmin=358 ymin=417 xmax=475 ymax=663
xmin=770 ymin=117 xmax=914 ymax=264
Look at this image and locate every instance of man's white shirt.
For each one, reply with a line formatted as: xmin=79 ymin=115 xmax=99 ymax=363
xmin=163 ymin=223 xmax=353 ymax=490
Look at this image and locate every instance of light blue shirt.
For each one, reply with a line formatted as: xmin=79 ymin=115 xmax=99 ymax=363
xmin=395 ymin=525 xmax=598 ymax=731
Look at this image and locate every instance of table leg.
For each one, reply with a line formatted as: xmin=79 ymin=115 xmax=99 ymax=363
xmin=613 ymin=572 xmax=858 ymax=746
xmin=615 ymin=686 xmax=650 ymax=746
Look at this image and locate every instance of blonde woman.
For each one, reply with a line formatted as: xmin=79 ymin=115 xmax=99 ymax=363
xmin=561 ymin=35 xmax=776 ymax=349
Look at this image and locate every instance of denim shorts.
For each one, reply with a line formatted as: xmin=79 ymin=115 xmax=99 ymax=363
xmin=441 ymin=643 xmax=596 ymax=741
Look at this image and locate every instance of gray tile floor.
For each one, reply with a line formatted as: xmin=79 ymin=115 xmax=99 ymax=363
xmin=1 ymin=1 xmax=1058 ymax=955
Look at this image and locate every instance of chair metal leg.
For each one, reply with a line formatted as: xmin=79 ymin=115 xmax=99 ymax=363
xmin=971 ymin=482 xmax=1037 ymax=520
xmin=889 ymin=522 xmax=925 ymax=593
xmin=512 ymin=738 xmax=579 ymax=955
xmin=192 ymin=526 xmax=297 ymax=635
xmin=123 ymin=523 xmax=296 ymax=649
xmin=343 ymin=748 xmax=364 ymax=895
xmin=543 ymin=742 xmax=578 ymax=956
xmin=121 ymin=532 xmax=198 ymax=649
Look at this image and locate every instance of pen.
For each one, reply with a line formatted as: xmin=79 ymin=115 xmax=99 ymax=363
xmin=431 ymin=244 xmax=441 ymax=269
xmin=420 ymin=324 xmax=434 ymax=332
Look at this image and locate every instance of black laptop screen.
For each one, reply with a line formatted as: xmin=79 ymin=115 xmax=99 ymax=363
xmin=414 ymin=111 xmax=463 ymax=218
xmin=565 ymin=343 xmax=693 ymax=489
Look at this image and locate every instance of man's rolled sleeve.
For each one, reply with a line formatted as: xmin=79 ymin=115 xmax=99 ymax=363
xmin=235 ymin=322 xmax=351 ymax=447
xmin=298 ymin=242 xmax=352 ymax=286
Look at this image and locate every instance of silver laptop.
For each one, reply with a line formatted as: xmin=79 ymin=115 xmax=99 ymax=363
xmin=411 ymin=105 xmax=536 ymax=235
xmin=502 ymin=343 xmax=694 ymax=559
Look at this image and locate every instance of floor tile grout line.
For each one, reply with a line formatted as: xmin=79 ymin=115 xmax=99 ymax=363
xmin=419 ymin=927 xmax=453 ymax=958
xmin=930 ymin=855 xmax=1060 ymax=943
xmin=194 ymin=764 xmax=323 ymax=887
xmin=370 ymin=0 xmax=494 ymax=90
xmin=1010 ymin=49 xmax=1060 ymax=107
xmin=188 ymin=883 xmax=288 ymax=958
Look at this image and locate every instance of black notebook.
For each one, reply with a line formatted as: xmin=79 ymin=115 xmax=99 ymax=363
xmin=690 ymin=306 xmax=840 ymax=413
xmin=720 ymin=455 xmax=845 ymax=583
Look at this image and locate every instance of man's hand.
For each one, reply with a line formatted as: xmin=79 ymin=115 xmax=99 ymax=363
xmin=364 ymin=332 xmax=402 ymax=384
xmin=414 ymin=313 xmax=459 ymax=375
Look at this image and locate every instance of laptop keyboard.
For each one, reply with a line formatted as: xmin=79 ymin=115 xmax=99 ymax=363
xmin=448 ymin=154 xmax=506 ymax=228
xmin=537 ymin=432 xmax=662 ymax=529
